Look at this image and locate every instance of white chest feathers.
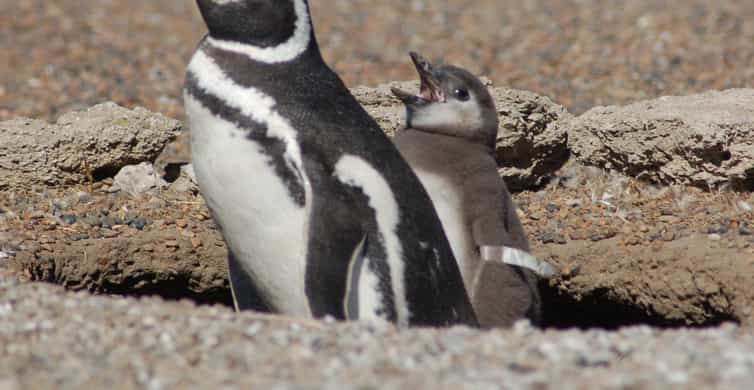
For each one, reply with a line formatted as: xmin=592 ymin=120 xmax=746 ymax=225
xmin=411 ymin=168 xmax=477 ymax=289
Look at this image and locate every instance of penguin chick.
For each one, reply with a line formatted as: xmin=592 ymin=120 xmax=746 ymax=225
xmin=391 ymin=52 xmax=556 ymax=327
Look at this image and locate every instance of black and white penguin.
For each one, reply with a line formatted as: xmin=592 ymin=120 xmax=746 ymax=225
xmin=391 ymin=52 xmax=557 ymax=327
xmin=183 ymin=1 xmax=478 ymax=327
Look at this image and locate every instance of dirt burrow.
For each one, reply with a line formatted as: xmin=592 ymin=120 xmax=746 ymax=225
xmin=2 ymin=172 xmax=752 ymax=329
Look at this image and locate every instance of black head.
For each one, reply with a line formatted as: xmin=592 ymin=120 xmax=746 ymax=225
xmin=392 ymin=52 xmax=499 ymax=146
xmin=196 ymin=0 xmax=304 ymax=47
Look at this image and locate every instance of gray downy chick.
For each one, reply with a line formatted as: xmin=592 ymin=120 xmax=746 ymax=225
xmin=391 ymin=52 xmax=556 ymax=327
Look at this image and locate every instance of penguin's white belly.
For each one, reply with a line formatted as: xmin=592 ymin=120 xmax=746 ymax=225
xmin=413 ymin=168 xmax=477 ymax=289
xmin=185 ymin=94 xmax=310 ymax=316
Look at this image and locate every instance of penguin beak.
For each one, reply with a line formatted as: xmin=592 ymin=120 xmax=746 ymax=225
xmin=410 ymin=52 xmax=445 ymax=103
xmin=390 ymin=51 xmax=445 ymax=106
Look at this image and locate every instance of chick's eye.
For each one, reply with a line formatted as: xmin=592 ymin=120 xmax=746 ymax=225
xmin=453 ymin=88 xmax=470 ymax=101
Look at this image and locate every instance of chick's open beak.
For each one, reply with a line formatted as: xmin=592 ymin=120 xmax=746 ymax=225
xmin=390 ymin=51 xmax=445 ymax=106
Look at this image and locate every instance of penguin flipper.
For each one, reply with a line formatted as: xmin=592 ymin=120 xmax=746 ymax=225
xmin=343 ymin=235 xmax=368 ymax=320
xmin=342 ymin=235 xmax=393 ymax=322
xmin=227 ymin=251 xmax=270 ymax=312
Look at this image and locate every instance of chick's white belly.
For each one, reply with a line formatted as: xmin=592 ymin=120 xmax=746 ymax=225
xmin=186 ymin=95 xmax=310 ymax=316
xmin=413 ymin=168 xmax=477 ymax=289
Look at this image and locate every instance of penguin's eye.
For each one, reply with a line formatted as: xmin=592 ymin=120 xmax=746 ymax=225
xmin=453 ymin=88 xmax=470 ymax=101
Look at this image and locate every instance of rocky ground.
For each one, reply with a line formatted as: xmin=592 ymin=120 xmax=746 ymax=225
xmin=3 ymin=0 xmax=754 ymax=121
xmin=1 ymin=0 xmax=754 ymax=388
xmin=1 ymin=272 xmax=753 ymax=389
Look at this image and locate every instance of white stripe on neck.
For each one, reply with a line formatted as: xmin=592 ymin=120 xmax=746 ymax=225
xmin=206 ymin=0 xmax=311 ymax=64
xmin=186 ymin=49 xmax=304 ymax=169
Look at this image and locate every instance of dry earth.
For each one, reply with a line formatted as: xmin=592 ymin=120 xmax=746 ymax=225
xmin=3 ymin=157 xmax=752 ymax=329
xmin=1 ymin=0 xmax=754 ymax=388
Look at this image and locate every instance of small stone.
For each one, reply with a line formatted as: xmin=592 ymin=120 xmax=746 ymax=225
xmin=130 ymin=218 xmax=148 ymax=230
xmin=590 ymin=230 xmax=617 ymax=242
xmin=545 ymin=203 xmax=560 ymax=213
xmin=244 ymin=322 xmax=263 ymax=337
xmin=658 ymin=215 xmax=678 ymax=223
xmin=77 ymin=191 xmax=92 ymax=204
xmin=60 ymin=214 xmax=77 ymax=225
xmin=539 ymin=231 xmax=566 ymax=244
xmin=739 ymin=226 xmax=752 ymax=236
xmin=176 ymin=219 xmax=189 ymax=229
xmin=71 ymin=233 xmax=90 ymax=241
xmin=661 ymin=231 xmax=676 ymax=241
xmin=164 ymin=240 xmax=179 ymax=248
xmin=101 ymin=229 xmax=119 ymax=238
xmin=111 ymin=162 xmax=167 ymax=197
xmin=708 ymin=233 xmax=722 ymax=241
xmin=147 ymin=197 xmax=166 ymax=209
xmin=82 ymin=215 xmax=102 ymax=227
xmin=101 ymin=216 xmax=116 ymax=229
xmin=565 ymin=199 xmax=582 ymax=208
xmin=528 ymin=113 xmax=544 ymax=122
xmin=561 ymin=264 xmax=581 ymax=278
xmin=707 ymin=225 xmax=728 ymax=235
xmin=190 ymin=237 xmax=202 ymax=248
xmin=52 ymin=199 xmax=70 ymax=212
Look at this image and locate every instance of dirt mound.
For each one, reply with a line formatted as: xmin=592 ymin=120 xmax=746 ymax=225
xmin=3 ymin=165 xmax=752 ymax=328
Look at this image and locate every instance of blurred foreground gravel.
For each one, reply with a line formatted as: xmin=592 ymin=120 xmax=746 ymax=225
xmin=1 ymin=272 xmax=752 ymax=389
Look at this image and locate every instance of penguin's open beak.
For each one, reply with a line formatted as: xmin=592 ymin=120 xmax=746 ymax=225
xmin=391 ymin=51 xmax=445 ymax=106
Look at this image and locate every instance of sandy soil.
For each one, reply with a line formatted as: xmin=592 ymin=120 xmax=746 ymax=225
xmin=3 ymin=161 xmax=752 ymax=329
xmin=1 ymin=0 xmax=752 ymax=329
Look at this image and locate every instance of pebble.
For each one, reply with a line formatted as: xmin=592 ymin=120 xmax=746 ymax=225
xmin=101 ymin=229 xmax=119 ymax=238
xmin=590 ymin=230 xmax=617 ymax=242
xmin=82 ymin=215 xmax=102 ymax=227
xmin=539 ymin=231 xmax=567 ymax=244
xmin=101 ymin=216 xmax=116 ymax=229
xmin=130 ymin=218 xmax=148 ymax=230
xmin=658 ymin=215 xmax=678 ymax=223
xmin=737 ymin=201 xmax=753 ymax=212
xmin=77 ymin=191 xmax=93 ymax=204
xmin=60 ymin=214 xmax=77 ymax=225
xmin=708 ymin=234 xmax=722 ymax=241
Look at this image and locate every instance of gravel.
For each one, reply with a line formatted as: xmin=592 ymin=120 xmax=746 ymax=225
xmin=3 ymin=0 xmax=754 ymax=122
xmin=0 ymin=272 xmax=752 ymax=389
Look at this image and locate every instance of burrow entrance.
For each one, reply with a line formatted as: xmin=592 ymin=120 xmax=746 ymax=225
xmin=14 ymin=258 xmax=738 ymax=329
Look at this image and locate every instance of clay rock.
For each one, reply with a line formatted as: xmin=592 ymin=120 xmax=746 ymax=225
xmin=110 ymin=162 xmax=167 ymax=197
xmin=168 ymin=163 xmax=199 ymax=194
xmin=352 ymin=82 xmax=572 ymax=191
xmin=351 ymin=81 xmax=415 ymax=137
xmin=492 ymin=88 xmax=572 ymax=191
xmin=569 ymin=89 xmax=754 ymax=189
xmin=0 ymin=102 xmax=181 ymax=189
